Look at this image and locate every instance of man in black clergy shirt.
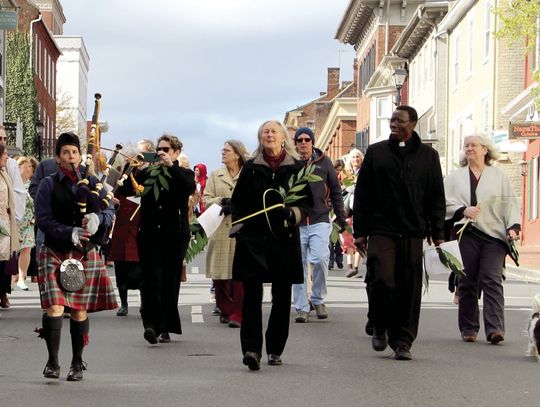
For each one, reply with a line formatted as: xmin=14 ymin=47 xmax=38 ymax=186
xmin=353 ymin=105 xmax=445 ymax=361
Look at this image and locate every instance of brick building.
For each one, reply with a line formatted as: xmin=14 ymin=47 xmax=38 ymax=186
xmin=14 ymin=0 xmax=62 ymax=157
xmin=284 ymin=66 xmax=358 ymax=161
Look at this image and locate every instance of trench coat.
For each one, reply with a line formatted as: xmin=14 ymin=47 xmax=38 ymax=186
xmin=231 ymin=152 xmax=311 ymax=284
xmin=0 ymin=169 xmax=20 ymax=261
xmin=203 ymin=166 xmax=240 ymax=280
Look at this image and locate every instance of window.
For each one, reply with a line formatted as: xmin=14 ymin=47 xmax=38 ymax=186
xmin=359 ymin=44 xmax=376 ymax=94
xmin=484 ymin=0 xmax=491 ymax=60
xmin=34 ymin=34 xmax=38 ymax=75
xmin=52 ymin=61 xmax=56 ymax=97
xmin=48 ymin=54 xmax=52 ymax=94
xmin=467 ymin=18 xmax=474 ymax=75
xmin=43 ymin=48 xmax=48 ymax=84
xmin=528 ymin=157 xmax=539 ymax=220
xmin=423 ymin=47 xmax=428 ymax=84
xmin=482 ymin=97 xmax=489 ymax=132
xmin=453 ymin=35 xmax=460 ymax=87
xmin=409 ymin=61 xmax=418 ymax=96
xmin=38 ymin=39 xmax=41 ymax=80
xmin=376 ymin=96 xmax=392 ymax=139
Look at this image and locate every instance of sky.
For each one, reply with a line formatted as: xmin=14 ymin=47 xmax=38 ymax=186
xmin=62 ymin=0 xmax=356 ymax=171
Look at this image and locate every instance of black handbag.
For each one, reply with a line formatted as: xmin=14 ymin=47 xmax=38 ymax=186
xmin=58 ymin=258 xmax=86 ymax=292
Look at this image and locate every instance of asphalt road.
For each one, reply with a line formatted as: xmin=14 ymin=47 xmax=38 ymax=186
xmin=1 ymin=255 xmax=540 ymax=407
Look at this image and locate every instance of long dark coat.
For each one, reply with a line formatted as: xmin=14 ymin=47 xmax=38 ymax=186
xmin=231 ymin=152 xmax=311 ymax=284
xmin=119 ymin=162 xmax=195 ymax=334
xmin=108 ymin=195 xmax=140 ymax=262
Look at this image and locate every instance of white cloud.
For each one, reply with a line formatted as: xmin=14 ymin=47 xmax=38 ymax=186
xmin=61 ymin=0 xmax=356 ymax=171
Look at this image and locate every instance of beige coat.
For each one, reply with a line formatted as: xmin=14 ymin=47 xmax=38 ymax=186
xmin=203 ymin=166 xmax=240 ymax=280
xmin=0 ymin=168 xmax=20 ymax=260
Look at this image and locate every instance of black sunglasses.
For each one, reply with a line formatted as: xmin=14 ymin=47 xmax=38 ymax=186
xmin=156 ymin=146 xmax=170 ymax=153
xmin=296 ymin=137 xmax=312 ymax=143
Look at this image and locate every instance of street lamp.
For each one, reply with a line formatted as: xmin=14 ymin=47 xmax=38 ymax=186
xmin=393 ymin=67 xmax=408 ymax=106
xmin=36 ymin=120 xmax=44 ymax=160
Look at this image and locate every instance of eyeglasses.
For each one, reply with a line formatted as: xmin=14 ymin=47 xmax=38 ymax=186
xmin=156 ymin=146 xmax=170 ymax=153
xmin=296 ymin=137 xmax=312 ymax=143
xmin=390 ymin=118 xmax=409 ymax=124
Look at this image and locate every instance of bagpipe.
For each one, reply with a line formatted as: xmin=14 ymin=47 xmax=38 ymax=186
xmin=72 ymin=93 xmax=147 ymax=252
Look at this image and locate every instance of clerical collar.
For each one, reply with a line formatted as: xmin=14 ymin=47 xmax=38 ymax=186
xmin=399 ymin=141 xmax=406 ymax=147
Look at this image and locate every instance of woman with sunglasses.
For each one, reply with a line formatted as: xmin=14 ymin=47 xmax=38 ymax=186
xmin=119 ymin=134 xmax=195 ymax=344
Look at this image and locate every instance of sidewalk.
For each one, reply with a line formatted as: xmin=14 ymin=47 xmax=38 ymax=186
xmin=506 ymin=245 xmax=540 ymax=283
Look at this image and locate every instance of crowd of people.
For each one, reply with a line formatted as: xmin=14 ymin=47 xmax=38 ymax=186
xmin=0 ymin=104 xmax=521 ymax=377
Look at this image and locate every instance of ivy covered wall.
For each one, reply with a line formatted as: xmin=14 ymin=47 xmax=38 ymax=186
xmin=5 ymin=31 xmax=39 ymax=157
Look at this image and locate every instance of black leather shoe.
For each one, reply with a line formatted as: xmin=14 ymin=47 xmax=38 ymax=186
xmin=365 ymin=320 xmax=374 ymax=336
xmin=267 ymin=354 xmax=282 ymax=366
xmin=242 ymin=351 xmax=261 ymax=371
xmin=116 ymin=306 xmax=128 ymax=316
xmin=395 ymin=347 xmax=412 ymax=361
xmin=219 ymin=315 xmax=230 ymax=324
xmin=66 ymin=361 xmax=87 ymax=381
xmin=144 ymin=328 xmax=158 ymax=344
xmin=158 ymin=332 xmax=171 ymax=343
xmin=372 ymin=330 xmax=388 ymax=352
xmin=43 ymin=362 xmax=60 ymax=379
xmin=228 ymin=320 xmax=241 ymax=328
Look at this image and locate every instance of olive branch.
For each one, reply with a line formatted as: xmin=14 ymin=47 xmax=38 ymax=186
xmin=184 ymin=164 xmax=321 ymax=263
xmin=185 ymin=220 xmax=207 ymax=264
xmin=137 ymin=164 xmax=172 ymax=201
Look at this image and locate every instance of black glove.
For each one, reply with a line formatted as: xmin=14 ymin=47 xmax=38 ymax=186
xmin=280 ymin=206 xmax=295 ymax=226
xmin=220 ymin=197 xmax=232 ymax=216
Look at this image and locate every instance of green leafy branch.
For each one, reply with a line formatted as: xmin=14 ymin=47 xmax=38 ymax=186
xmin=278 ymin=163 xmax=322 ymax=204
xmin=138 ymin=164 xmax=172 ymax=201
xmin=185 ymin=220 xmax=208 ymax=264
xmin=437 ymin=248 xmax=465 ymax=278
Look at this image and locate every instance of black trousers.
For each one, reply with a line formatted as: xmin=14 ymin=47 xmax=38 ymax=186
xmin=0 ymin=261 xmax=10 ymax=296
xmin=366 ymin=235 xmax=423 ymax=349
xmin=329 ymin=240 xmax=343 ymax=267
xmin=140 ymin=240 xmax=188 ymax=335
xmin=458 ymin=232 xmax=506 ymax=338
xmin=240 ymin=279 xmax=292 ymax=357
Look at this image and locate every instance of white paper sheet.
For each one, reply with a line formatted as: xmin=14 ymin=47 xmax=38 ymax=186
xmin=197 ymin=204 xmax=224 ymax=238
xmin=423 ymin=240 xmax=463 ymax=275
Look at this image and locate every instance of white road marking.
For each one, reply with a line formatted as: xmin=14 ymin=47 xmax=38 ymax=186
xmin=191 ymin=305 xmax=204 ymax=323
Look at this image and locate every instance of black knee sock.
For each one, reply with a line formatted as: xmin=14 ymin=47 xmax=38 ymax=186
xmin=119 ymin=288 xmax=128 ymax=308
xmin=43 ymin=314 xmax=63 ymax=367
xmin=70 ymin=318 xmax=89 ymax=365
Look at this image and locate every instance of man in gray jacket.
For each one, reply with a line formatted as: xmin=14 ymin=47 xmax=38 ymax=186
xmin=292 ymin=128 xmax=347 ymax=322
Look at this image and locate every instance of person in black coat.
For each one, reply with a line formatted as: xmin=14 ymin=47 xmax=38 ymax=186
xmin=119 ymin=134 xmax=195 ymax=344
xmin=353 ymin=106 xmax=445 ymax=361
xmin=231 ymin=120 xmax=312 ymax=371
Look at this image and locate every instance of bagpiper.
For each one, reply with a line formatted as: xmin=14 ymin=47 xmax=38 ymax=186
xmin=35 ymin=132 xmax=117 ymax=381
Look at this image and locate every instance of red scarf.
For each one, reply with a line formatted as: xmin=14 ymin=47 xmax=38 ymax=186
xmin=263 ymin=149 xmax=286 ymax=172
xmin=60 ymin=166 xmax=78 ymax=183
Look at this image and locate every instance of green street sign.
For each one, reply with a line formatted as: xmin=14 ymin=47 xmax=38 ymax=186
xmin=0 ymin=11 xmax=18 ymax=30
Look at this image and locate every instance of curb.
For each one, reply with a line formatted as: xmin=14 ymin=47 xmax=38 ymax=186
xmin=506 ymin=265 xmax=540 ymax=284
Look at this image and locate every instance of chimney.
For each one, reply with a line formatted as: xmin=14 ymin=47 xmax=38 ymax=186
xmin=327 ymin=67 xmax=340 ymax=99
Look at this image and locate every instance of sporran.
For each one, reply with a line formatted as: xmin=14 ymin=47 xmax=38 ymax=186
xmin=58 ymin=258 xmax=86 ymax=292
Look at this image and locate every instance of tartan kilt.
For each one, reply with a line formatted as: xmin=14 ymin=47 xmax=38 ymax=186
xmin=38 ymin=246 xmax=118 ymax=312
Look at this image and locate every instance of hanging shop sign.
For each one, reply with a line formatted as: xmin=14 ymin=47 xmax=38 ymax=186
xmin=0 ymin=11 xmax=18 ymax=30
xmin=509 ymin=121 xmax=540 ymax=140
